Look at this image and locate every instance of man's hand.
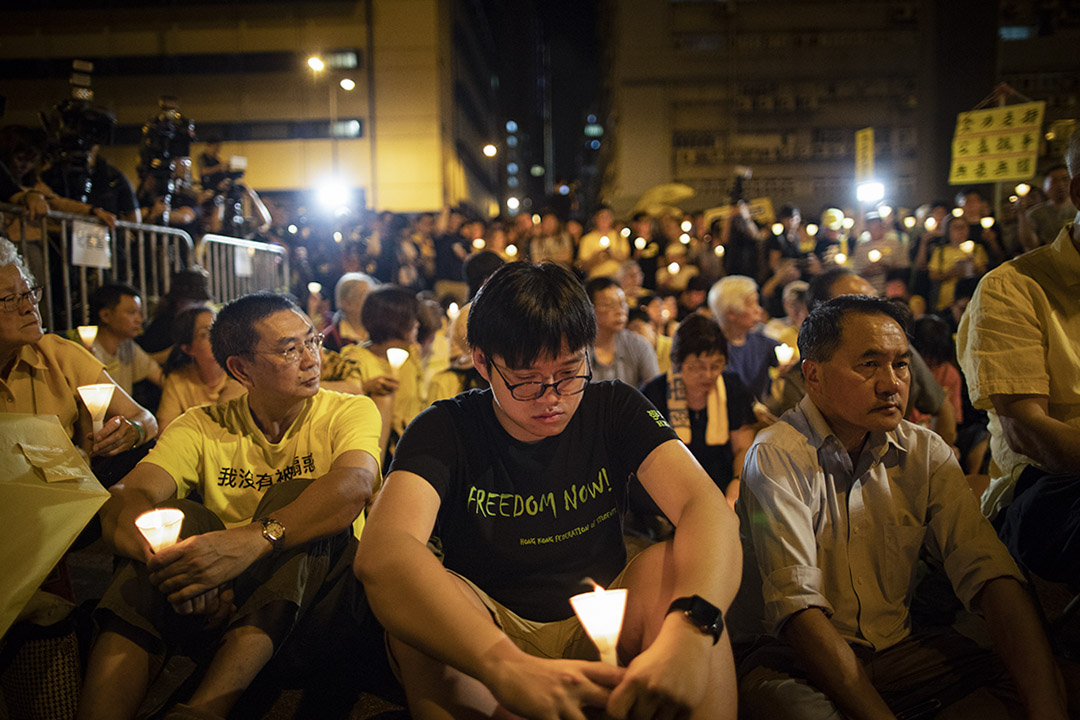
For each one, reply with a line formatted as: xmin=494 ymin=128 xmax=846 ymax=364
xmin=486 ymin=651 xmax=624 ymax=720
xmin=90 ymin=415 xmax=138 ymax=457
xmin=147 ymin=525 xmax=265 ymax=607
xmin=363 ymin=375 xmax=399 ymax=396
xmin=607 ymin=621 xmax=711 ymax=720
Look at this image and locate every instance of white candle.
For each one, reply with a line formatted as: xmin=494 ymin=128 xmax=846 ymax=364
xmin=1015 ymin=183 xmax=1031 ymax=197
xmin=960 ymin=240 xmax=975 ymax=255
xmin=667 ymin=261 xmax=680 ymax=274
xmin=834 ymin=252 xmax=847 ymax=265
xmin=599 ymin=235 xmax=610 ymax=249
xmin=867 ymin=249 xmax=882 ymax=263
xmin=774 ymin=343 xmax=795 ymax=364
xmin=135 ymin=508 xmax=185 ymax=553
xmin=570 ymin=584 xmax=628 ymax=665
xmin=78 ymin=383 xmax=115 ymax=436
xmin=307 ymin=281 xmax=322 ymax=295
xmin=76 ymin=325 xmax=98 ymax=350
xmin=980 ymin=216 xmax=995 ymax=229
xmin=386 ymin=348 xmax=410 ymax=377
xmin=446 ymin=303 xmax=460 ymax=323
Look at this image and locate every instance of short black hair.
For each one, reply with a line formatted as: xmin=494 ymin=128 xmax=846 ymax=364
xmin=211 ymin=292 xmax=302 ymax=380
xmin=463 ymin=250 xmax=505 ymax=298
xmin=912 ymin=315 xmax=954 ymax=368
xmin=90 ymin=283 xmax=141 ymax=325
xmin=467 ymin=262 xmax=596 ymax=369
xmin=798 ymin=295 xmax=912 ymax=363
xmin=583 ymin=275 xmax=620 ymax=304
xmin=778 ymin=204 xmax=799 ymax=220
xmin=671 ymin=314 xmax=727 ymax=368
xmin=362 ymin=285 xmax=420 ymax=344
xmin=805 ymin=267 xmax=854 ymax=312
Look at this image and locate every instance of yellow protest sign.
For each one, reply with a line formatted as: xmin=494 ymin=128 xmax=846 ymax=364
xmin=949 ymin=101 xmax=1044 ymax=185
xmin=855 ymin=128 xmax=874 ymax=182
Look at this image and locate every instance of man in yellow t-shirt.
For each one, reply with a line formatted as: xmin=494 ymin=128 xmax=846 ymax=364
xmin=81 ymin=293 xmax=385 ymax=720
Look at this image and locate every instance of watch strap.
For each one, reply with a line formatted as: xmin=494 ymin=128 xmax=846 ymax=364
xmin=260 ymin=516 xmax=285 ymax=552
xmin=667 ymin=595 xmax=724 ymax=644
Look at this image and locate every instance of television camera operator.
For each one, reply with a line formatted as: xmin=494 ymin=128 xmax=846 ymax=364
xmin=135 ymin=97 xmax=199 ymax=243
xmin=198 ymin=152 xmax=271 ymax=239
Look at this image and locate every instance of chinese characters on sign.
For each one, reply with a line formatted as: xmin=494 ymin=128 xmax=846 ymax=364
xmin=855 ymin=127 xmax=874 ymax=183
xmin=949 ymin=101 xmax=1045 ymax=185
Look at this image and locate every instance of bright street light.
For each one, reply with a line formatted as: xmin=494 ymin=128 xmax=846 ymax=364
xmin=307 ymin=56 xmax=325 ymax=72
xmin=339 ymin=78 xmax=355 ymax=91
xmin=483 ymin=144 xmax=498 ymax=157
xmin=506 ymin=197 xmax=520 ymax=210
xmin=856 ymin=181 xmax=885 ymax=204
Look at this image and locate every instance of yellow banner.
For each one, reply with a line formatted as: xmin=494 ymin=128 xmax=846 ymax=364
xmin=949 ymin=101 xmax=1045 ymax=185
xmin=855 ymin=127 xmax=874 ymax=182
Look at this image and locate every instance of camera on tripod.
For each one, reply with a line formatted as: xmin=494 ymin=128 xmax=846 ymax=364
xmin=138 ymin=96 xmax=195 ymax=184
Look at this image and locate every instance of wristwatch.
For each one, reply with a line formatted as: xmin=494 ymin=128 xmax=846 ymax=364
xmin=260 ymin=517 xmax=285 ymax=553
xmin=667 ymin=595 xmax=724 ymax=644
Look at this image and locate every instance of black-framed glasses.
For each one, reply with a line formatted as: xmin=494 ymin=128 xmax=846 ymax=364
xmin=489 ymin=352 xmax=592 ymax=401
xmin=247 ymin=333 xmax=324 ymax=365
xmin=0 ymin=286 xmax=43 ymax=312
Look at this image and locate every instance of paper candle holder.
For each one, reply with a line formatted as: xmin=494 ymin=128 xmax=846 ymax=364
xmin=570 ymin=585 xmax=628 ymax=665
xmin=77 ymin=383 xmax=115 ymax=435
xmin=135 ymin=508 xmax=185 ymax=553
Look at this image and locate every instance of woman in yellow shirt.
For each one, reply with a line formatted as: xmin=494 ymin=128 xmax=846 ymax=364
xmin=929 ymin=215 xmax=989 ymax=311
xmin=156 ymin=307 xmax=245 ymax=431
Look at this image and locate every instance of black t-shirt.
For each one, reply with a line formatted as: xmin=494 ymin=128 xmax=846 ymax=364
xmin=639 ymin=372 xmax=755 ymax=492
xmin=433 ymin=232 xmax=467 ymax=282
xmin=389 ymin=381 xmax=678 ymax=621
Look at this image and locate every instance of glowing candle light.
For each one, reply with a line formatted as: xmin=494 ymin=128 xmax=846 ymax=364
xmin=446 ymin=303 xmax=460 ymax=323
xmin=805 ymin=224 xmax=818 ymax=237
xmin=667 ymin=261 xmax=680 ymax=274
xmin=878 ymin=205 xmax=893 ymax=218
xmin=842 ymin=217 xmax=855 ymax=230
xmin=135 ymin=508 xmax=185 ymax=553
xmin=599 ymin=235 xmax=610 ymax=249
xmin=307 ymin=281 xmax=322 ymax=295
xmin=924 ymin=217 xmax=938 ymax=232
xmin=771 ymin=222 xmax=784 ymax=236
xmin=680 ymin=220 xmax=692 ymax=232
xmin=713 ymin=245 xmax=725 ymax=257
xmin=980 ymin=217 xmax=995 ymax=229
xmin=952 ymin=208 xmax=964 ymax=218
xmin=868 ymin=249 xmax=882 ymax=263
xmin=679 ymin=233 xmax=690 ymax=244
xmin=960 ymin=240 xmax=975 ymax=255
xmin=386 ymin=348 xmax=410 ymax=377
xmin=903 ymin=216 xmax=916 ymax=229
xmin=77 ymin=383 xmax=114 ymax=436
xmin=506 ymin=244 xmax=518 ymax=257
xmin=634 ymin=237 xmax=646 ymax=250
xmin=774 ymin=343 xmax=795 ymax=364
xmin=834 ymin=252 xmax=847 ymax=264
xmin=76 ymin=325 xmax=98 ymax=350
xmin=570 ymin=582 xmax=628 ymax=665
xmin=1015 ymin=183 xmax=1031 ymax=197
xmin=620 ymin=227 xmax=631 ymax=237
xmin=472 ymin=237 xmax=486 ymax=250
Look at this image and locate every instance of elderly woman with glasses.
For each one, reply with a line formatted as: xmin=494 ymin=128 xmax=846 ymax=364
xmin=0 ymin=237 xmax=157 ymax=469
xmin=640 ymin=313 xmax=756 ymax=507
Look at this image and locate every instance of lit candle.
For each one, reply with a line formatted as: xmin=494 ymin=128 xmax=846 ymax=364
xmin=903 ymin=216 xmax=916 ymax=229
xmin=77 ymin=325 xmax=98 ymax=350
xmin=774 ymin=343 xmax=795 ymax=364
xmin=307 ymin=281 xmax=322 ymax=295
xmin=834 ymin=252 xmax=847 ymax=265
xmin=960 ymin=240 xmax=975 ymax=255
xmin=771 ymin=222 xmax=784 ymax=236
xmin=980 ymin=217 xmax=995 ymax=229
xmin=924 ymin=217 xmax=938 ymax=232
xmin=620 ymin=227 xmax=631 ymax=238
xmin=472 ymin=237 xmax=486 ymax=250
xmin=78 ymin=383 xmax=115 ymax=436
xmin=570 ymin=582 xmax=628 ymax=665
xmin=805 ymin=224 xmax=818 ymax=237
xmin=679 ymin=233 xmax=690 ymax=245
xmin=505 ymin=244 xmax=518 ymax=257
xmin=878 ymin=205 xmax=893 ymax=218
xmin=1015 ymin=183 xmax=1031 ymax=197
xmin=841 ymin=217 xmax=855 ymax=230
xmin=867 ymin=249 xmax=882 ymax=263
xmin=667 ymin=261 xmax=680 ymax=274
xmin=599 ymin=235 xmax=610 ymax=249
xmin=446 ymin=302 xmax=460 ymax=323
xmin=952 ymin=207 xmax=964 ymax=218
xmin=714 ymin=245 xmax=725 ymax=257
xmin=135 ymin=508 xmax=185 ymax=553
xmin=681 ymin=220 xmax=692 ymax=232
xmin=634 ymin=237 xmax=646 ymax=250
xmin=386 ymin=348 xmax=410 ymax=377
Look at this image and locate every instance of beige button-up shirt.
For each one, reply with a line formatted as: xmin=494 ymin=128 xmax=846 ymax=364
xmin=739 ymin=396 xmax=1022 ymax=650
xmin=958 ymin=224 xmax=1080 ymax=517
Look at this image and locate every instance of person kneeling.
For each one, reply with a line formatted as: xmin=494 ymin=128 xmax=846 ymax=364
xmin=355 ymin=262 xmax=742 ymax=720
xmin=79 ymin=293 xmax=384 ymax=720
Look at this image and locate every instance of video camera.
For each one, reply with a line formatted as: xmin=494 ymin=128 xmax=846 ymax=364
xmin=138 ymin=96 xmax=195 ymax=183
xmin=730 ymin=165 xmax=753 ymax=205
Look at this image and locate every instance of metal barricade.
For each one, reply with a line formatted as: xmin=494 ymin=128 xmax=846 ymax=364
xmin=0 ymin=203 xmax=195 ymax=332
xmin=197 ymin=233 xmax=290 ymax=303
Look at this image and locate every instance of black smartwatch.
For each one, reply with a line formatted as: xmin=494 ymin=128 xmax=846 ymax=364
xmin=667 ymin=595 xmax=724 ymax=644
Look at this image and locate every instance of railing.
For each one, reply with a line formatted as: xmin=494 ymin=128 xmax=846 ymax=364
xmin=0 ymin=203 xmax=195 ymax=332
xmin=197 ymin=233 xmax=290 ymax=301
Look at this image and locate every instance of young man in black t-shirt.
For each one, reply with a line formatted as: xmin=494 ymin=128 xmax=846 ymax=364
xmin=356 ymin=262 xmax=742 ymax=720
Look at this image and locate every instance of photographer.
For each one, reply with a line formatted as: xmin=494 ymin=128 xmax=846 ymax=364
xmin=198 ymin=155 xmax=271 ymax=239
xmin=761 ymin=204 xmax=820 ymax=318
xmin=135 ymin=97 xmax=200 ymax=244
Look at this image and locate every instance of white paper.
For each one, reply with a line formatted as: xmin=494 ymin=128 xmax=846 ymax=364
xmin=71 ymin=219 xmax=112 ymax=269
xmin=234 ymin=245 xmax=254 ymax=277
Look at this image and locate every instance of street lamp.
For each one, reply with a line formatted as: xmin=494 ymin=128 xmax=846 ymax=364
xmin=307 ymin=54 xmax=355 ymax=175
xmin=307 ymin=56 xmax=325 ymax=72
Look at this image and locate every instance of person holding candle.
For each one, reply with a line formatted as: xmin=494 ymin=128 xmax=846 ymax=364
xmin=734 ymin=295 xmax=1066 ymax=720
xmin=577 ymin=205 xmax=630 ymax=280
xmin=0 ymin=238 xmax=157 ymax=463
xmin=356 ymin=262 xmax=742 ymax=720
xmin=928 ymin=215 xmax=989 ymax=312
xmin=88 ymin=283 xmax=164 ymax=397
xmin=79 ymin=292 xmax=386 ymax=720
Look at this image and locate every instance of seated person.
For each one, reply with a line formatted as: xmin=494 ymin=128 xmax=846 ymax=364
xmin=355 ymin=262 xmax=742 ymax=720
xmin=627 ymin=306 xmax=672 ymax=375
xmin=321 ymin=272 xmax=376 ymax=352
xmin=585 ymin=276 xmax=659 ymax=388
xmin=137 ymin=268 xmax=213 ymax=365
xmin=156 ymin=307 xmax=244 ymax=432
xmin=735 ymin=295 xmax=1066 ymax=720
xmin=341 ymin=285 xmax=423 ymax=458
xmin=78 ymin=292 xmax=385 ymax=720
xmin=0 ymin=238 xmax=156 ymax=466
xmin=641 ymin=314 xmax=756 ymax=508
xmin=761 ymin=280 xmax=808 ymax=359
xmin=707 ymin=275 xmax=779 ymax=404
xmin=89 ymin=283 xmax=164 ymax=397
xmin=957 ymin=130 xmax=1080 ymax=584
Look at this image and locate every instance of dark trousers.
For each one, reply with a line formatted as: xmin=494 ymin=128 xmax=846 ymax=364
xmin=996 ymin=465 xmax=1080 ymax=585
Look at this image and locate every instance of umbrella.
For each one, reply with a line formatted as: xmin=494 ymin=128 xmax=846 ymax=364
xmin=632 ymin=183 xmax=696 ymax=217
xmin=0 ymin=414 xmax=109 ymax=638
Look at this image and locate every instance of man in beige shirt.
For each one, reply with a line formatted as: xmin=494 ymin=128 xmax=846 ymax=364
xmin=958 ymin=129 xmax=1080 ymax=585
xmin=737 ymin=295 xmax=1065 ymax=720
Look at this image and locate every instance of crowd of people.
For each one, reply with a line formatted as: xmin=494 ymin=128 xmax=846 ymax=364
xmin=2 ymin=115 xmax=1080 ymax=719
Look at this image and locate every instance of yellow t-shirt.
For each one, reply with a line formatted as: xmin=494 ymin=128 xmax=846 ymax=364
xmin=141 ymin=389 xmax=382 ymax=532
xmin=341 ymin=344 xmax=425 ymax=433
xmin=930 ymin=244 xmax=988 ymax=310
xmin=0 ymin=334 xmax=105 ymax=447
xmin=157 ymin=365 xmax=246 ymax=431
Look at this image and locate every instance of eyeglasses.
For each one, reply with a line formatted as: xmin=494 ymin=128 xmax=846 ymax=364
xmin=247 ymin=333 xmax=324 ymax=365
xmin=0 ymin=286 xmax=43 ymax=312
xmin=489 ymin=354 xmax=592 ymax=401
